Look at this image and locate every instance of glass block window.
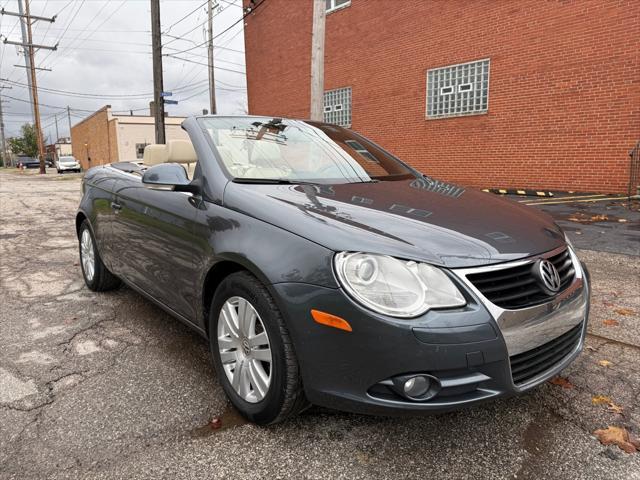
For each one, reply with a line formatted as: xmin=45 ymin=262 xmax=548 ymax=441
xmin=324 ymin=87 xmax=352 ymax=127
xmin=426 ymin=59 xmax=490 ymax=119
xmin=326 ymin=0 xmax=350 ymax=13
xmin=344 ymin=140 xmax=378 ymax=163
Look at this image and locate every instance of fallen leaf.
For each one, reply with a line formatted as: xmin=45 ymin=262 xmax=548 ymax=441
xmin=585 ymin=345 xmax=597 ymax=351
xmin=549 ymin=376 xmax=574 ymax=389
xmin=590 ymin=214 xmax=608 ymax=221
xmin=598 ymin=360 xmax=613 ymax=367
xmin=575 ymin=231 xmax=583 ymax=235
xmin=209 ymin=417 xmax=222 ymax=429
xmin=593 ymin=426 xmax=638 ymax=453
xmin=618 ymin=218 xmax=628 ymax=223
xmin=592 ymin=395 xmax=612 ymax=405
xmin=603 ymin=319 xmax=620 ymax=327
xmin=607 ymin=403 xmax=624 ymax=415
xmin=614 ymin=308 xmax=635 ymax=316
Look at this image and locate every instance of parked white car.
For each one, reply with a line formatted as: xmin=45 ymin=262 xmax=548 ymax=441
xmin=56 ymin=156 xmax=81 ymax=173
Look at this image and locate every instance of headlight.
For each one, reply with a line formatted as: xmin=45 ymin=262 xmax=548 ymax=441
xmin=334 ymin=252 xmax=466 ymax=318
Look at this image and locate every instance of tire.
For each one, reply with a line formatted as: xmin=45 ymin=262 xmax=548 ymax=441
xmin=209 ymin=272 xmax=308 ymax=425
xmin=78 ymin=219 xmax=121 ymax=292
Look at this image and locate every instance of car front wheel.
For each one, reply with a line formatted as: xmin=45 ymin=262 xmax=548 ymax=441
xmin=78 ymin=220 xmax=120 ymax=291
xmin=209 ymin=272 xmax=308 ymax=425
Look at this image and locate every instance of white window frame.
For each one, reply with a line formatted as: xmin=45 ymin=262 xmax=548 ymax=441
xmin=326 ymin=0 xmax=351 ymax=14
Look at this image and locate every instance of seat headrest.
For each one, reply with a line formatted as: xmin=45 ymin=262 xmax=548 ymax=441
xmin=251 ymin=142 xmax=281 ymax=166
xmin=167 ymin=140 xmax=197 ymax=164
xmin=143 ymin=144 xmax=169 ymax=166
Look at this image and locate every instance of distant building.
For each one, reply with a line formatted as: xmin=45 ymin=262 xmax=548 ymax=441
xmin=243 ymin=0 xmax=639 ymax=194
xmin=70 ymin=106 xmax=188 ymax=170
xmin=45 ymin=137 xmax=73 ymax=162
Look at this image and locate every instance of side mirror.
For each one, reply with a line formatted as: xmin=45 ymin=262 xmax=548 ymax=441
xmin=142 ymin=163 xmax=200 ymax=194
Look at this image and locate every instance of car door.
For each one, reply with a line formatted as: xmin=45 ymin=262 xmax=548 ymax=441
xmin=111 ymin=170 xmax=201 ymax=321
xmin=84 ymin=173 xmax=121 ymax=273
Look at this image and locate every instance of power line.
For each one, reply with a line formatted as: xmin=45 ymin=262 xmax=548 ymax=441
xmin=163 ymin=0 xmax=244 ymax=49
xmin=163 ymin=54 xmax=245 ymax=75
xmin=1 ymin=75 xmax=238 ymax=99
xmin=36 ymin=0 xmax=85 ymax=68
xmin=163 ymin=39 xmax=244 ymax=54
xmin=2 ymin=94 xmax=92 ymax=112
xmin=34 ymin=0 xmax=74 ymax=46
xmin=162 ymin=0 xmax=208 ymax=34
xmin=62 ymin=0 xmax=128 ymax=57
xmin=60 ymin=0 xmax=111 ymax=52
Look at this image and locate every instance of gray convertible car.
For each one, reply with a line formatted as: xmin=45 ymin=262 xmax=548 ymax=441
xmin=76 ymin=116 xmax=590 ymax=424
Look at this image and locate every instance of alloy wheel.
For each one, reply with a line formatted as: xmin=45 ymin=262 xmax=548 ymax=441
xmin=217 ymin=296 xmax=272 ymax=403
xmin=80 ymin=229 xmax=95 ymax=282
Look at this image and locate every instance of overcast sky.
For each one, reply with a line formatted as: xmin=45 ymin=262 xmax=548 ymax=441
xmin=0 ymin=0 xmax=247 ymax=141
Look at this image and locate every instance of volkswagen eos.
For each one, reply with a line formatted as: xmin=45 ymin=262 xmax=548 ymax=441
xmin=76 ymin=116 xmax=590 ymax=424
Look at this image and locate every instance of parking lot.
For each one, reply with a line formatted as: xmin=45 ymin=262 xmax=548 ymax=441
xmin=1 ymin=170 xmax=639 ymax=479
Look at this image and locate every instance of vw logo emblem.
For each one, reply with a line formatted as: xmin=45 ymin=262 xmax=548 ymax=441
xmin=241 ymin=338 xmax=251 ymax=356
xmin=537 ymin=259 xmax=561 ymax=293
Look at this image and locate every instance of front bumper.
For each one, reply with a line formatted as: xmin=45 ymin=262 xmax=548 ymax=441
xmin=272 ymin=255 xmax=590 ymax=416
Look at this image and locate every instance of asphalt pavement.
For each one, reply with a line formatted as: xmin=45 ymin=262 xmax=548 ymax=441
xmin=509 ymin=193 xmax=640 ymax=256
xmin=1 ymin=170 xmax=639 ymax=479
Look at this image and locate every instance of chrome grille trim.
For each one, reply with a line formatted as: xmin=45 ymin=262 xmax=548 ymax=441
xmin=465 ymin=247 xmax=575 ymax=309
xmin=509 ymin=321 xmax=583 ymax=386
xmin=451 ymin=245 xmax=588 ymax=357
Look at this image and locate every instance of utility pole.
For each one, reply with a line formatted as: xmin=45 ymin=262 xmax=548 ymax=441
xmin=150 ymin=0 xmax=166 ymax=144
xmin=67 ymin=105 xmax=72 ymax=136
xmin=0 ymin=93 xmax=8 ymax=167
xmin=207 ymin=0 xmax=217 ymax=115
xmin=25 ymin=0 xmax=46 ymax=173
xmin=17 ymin=0 xmax=34 ymax=122
xmin=309 ymin=0 xmax=326 ymax=121
xmin=54 ymin=114 xmax=59 ymax=141
xmin=2 ymin=1 xmax=57 ymax=174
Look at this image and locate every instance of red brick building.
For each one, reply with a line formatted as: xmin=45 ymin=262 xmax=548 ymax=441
xmin=243 ymin=0 xmax=639 ymax=193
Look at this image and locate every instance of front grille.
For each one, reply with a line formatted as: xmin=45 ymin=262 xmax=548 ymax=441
xmin=509 ymin=322 xmax=583 ymax=386
xmin=466 ymin=248 xmax=575 ymax=309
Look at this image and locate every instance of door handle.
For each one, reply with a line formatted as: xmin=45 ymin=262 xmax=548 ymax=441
xmin=111 ymin=202 xmax=122 ymax=211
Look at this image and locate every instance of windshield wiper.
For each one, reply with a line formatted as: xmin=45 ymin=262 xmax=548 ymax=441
xmin=232 ymin=178 xmax=380 ymax=185
xmin=232 ymin=178 xmax=318 ymax=185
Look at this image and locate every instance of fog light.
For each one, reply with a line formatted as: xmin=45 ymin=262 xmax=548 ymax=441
xmin=403 ymin=375 xmax=431 ymax=399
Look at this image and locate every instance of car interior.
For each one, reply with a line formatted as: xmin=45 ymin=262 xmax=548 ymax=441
xmin=140 ymin=140 xmax=198 ymax=179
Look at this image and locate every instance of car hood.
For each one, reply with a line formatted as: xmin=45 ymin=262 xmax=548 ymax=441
xmin=222 ymin=177 xmax=565 ymax=268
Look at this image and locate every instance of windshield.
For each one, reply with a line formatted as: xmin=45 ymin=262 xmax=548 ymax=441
xmin=198 ymin=117 xmax=415 ymax=183
xmin=59 ymin=157 xmax=76 ymax=163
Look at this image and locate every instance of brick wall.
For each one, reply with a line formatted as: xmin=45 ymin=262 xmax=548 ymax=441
xmin=244 ymin=0 xmax=640 ymax=193
xmin=71 ymin=109 xmax=190 ymax=169
xmin=71 ymin=107 xmax=118 ymax=170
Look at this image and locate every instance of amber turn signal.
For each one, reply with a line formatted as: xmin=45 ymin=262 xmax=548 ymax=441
xmin=311 ymin=310 xmax=352 ymax=332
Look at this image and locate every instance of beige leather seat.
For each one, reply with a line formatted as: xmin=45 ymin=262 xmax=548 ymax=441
xmin=243 ymin=142 xmax=289 ymax=178
xmin=142 ymin=144 xmax=169 ymax=166
xmin=142 ymin=140 xmax=198 ymax=179
xmin=167 ymin=140 xmax=197 ymax=178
